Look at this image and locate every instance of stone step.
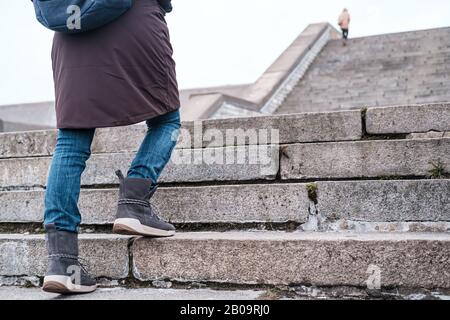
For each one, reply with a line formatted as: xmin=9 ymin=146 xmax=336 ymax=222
xmin=325 ymin=43 xmax=450 ymax=53
xmin=408 ymin=132 xmax=450 ymax=139
xmin=0 ymin=110 xmax=362 ymax=158
xmin=3 ymin=286 xmax=448 ymax=301
xmin=288 ymin=93 xmax=447 ymax=103
xmin=280 ymin=99 xmax=450 ymax=115
xmin=299 ymin=81 xmax=450 ymax=93
xmin=297 ymin=85 xmax=450 ymax=95
xmin=2 ymin=232 xmax=449 ymax=289
xmin=0 ymin=233 xmax=130 ymax=279
xmin=280 ymin=98 xmax=450 ymax=116
xmin=315 ymin=55 xmax=450 ymax=65
xmin=0 ymin=145 xmax=279 ymax=188
xmin=0 ymin=183 xmax=310 ymax=225
xmin=308 ymin=67 xmax=450 ymax=77
xmin=0 ymin=286 xmax=266 ymax=300
xmin=314 ymin=52 xmax=447 ymax=61
xmin=131 ymin=231 xmax=450 ymax=289
xmin=280 ymin=138 xmax=450 ymax=179
xmin=289 ymin=86 xmax=450 ymax=98
xmin=366 ymin=103 xmax=450 ymax=134
xmin=1 ymin=180 xmax=448 ymax=227
xmin=293 ymin=94 xmax=448 ymax=104
xmin=285 ymin=97 xmax=446 ymax=110
xmin=2 ymin=137 xmax=449 ymax=188
xmin=316 ymin=179 xmax=450 ymax=223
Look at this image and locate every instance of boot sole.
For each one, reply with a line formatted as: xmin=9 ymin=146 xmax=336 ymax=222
xmin=42 ymin=275 xmax=97 ymax=294
xmin=113 ymin=218 xmax=175 ymax=237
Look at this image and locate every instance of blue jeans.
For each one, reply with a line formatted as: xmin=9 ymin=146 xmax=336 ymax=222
xmin=44 ymin=110 xmax=181 ymax=233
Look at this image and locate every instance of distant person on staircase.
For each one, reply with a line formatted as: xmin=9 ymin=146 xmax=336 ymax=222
xmin=40 ymin=0 xmax=180 ymax=294
xmin=338 ymin=8 xmax=351 ymax=45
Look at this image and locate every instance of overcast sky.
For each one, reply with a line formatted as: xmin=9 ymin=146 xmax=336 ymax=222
xmin=1 ymin=0 xmax=449 ymax=105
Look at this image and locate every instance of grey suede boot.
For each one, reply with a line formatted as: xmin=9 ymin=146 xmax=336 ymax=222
xmin=113 ymin=170 xmax=175 ymax=237
xmin=42 ymin=224 xmax=97 ymax=294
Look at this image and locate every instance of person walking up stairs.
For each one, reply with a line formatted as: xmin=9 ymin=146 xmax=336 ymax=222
xmin=338 ymin=8 xmax=351 ymax=46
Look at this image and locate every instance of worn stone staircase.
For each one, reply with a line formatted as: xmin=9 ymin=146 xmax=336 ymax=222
xmin=0 ymin=102 xmax=449 ymax=299
xmin=277 ymin=27 xmax=450 ymax=114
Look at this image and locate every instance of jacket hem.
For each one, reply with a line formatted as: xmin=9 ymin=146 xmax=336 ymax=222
xmin=56 ymin=106 xmax=180 ymax=129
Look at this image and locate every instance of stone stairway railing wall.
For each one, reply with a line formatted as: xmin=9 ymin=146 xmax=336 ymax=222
xmin=0 ymin=102 xmax=56 ymax=133
xmin=0 ymin=103 xmax=449 ymax=291
xmin=183 ymin=23 xmax=340 ymax=120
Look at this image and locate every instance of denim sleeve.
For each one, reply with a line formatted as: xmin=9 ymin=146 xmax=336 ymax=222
xmin=157 ymin=0 xmax=173 ymax=13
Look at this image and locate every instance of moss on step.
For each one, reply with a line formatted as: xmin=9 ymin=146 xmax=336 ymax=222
xmin=428 ymin=160 xmax=449 ymax=179
xmin=306 ymin=183 xmax=318 ymax=204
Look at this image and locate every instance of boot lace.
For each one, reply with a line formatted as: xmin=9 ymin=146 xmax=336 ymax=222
xmin=48 ymin=254 xmax=93 ymax=275
xmin=118 ymin=198 xmax=164 ymax=221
